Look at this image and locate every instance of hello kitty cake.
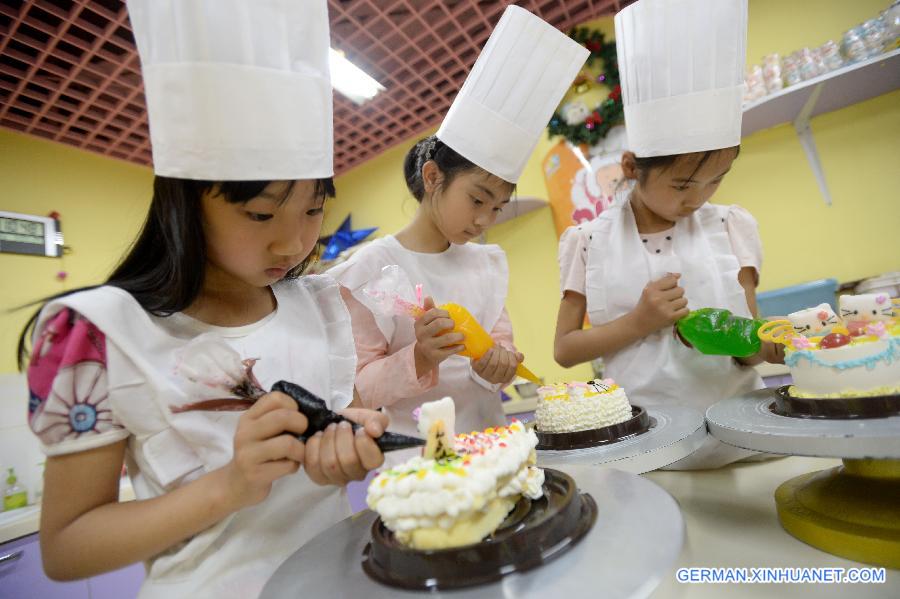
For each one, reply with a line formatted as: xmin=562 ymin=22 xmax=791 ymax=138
xmin=760 ymin=293 xmax=900 ymax=398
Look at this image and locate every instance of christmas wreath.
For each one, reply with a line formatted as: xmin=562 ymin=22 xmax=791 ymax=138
xmin=547 ymin=27 xmax=624 ymax=147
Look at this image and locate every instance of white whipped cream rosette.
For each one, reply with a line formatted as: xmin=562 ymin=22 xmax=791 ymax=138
xmin=367 ymin=398 xmax=544 ymax=550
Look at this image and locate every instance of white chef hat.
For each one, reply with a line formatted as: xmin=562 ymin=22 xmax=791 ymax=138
xmin=614 ymin=0 xmax=748 ymax=157
xmin=126 ymin=0 xmax=333 ymax=180
xmin=436 ymin=5 xmax=589 ymax=184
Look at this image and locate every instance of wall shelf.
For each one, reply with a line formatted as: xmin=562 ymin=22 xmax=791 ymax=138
xmin=741 ymin=48 xmax=900 ymax=205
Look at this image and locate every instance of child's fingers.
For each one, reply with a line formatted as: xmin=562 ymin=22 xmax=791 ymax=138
xmin=302 ymin=432 xmax=328 ymax=485
xmin=438 ymin=344 xmax=466 ymax=358
xmin=670 ymin=297 xmax=689 ymax=310
xmin=515 ymin=352 xmax=524 ymax=363
xmin=313 ymin=425 xmax=343 ymax=485
xmin=354 ymin=427 xmax=385 ymax=472
xmin=423 ymin=317 xmax=455 ymax=336
xmin=478 ymin=348 xmax=501 ymax=380
xmin=472 ymin=348 xmax=489 ymax=364
xmin=421 ymin=308 xmax=451 ymax=327
xmin=497 ymin=350 xmax=515 ymax=382
xmin=422 ymin=296 xmax=436 ymax=311
xmin=334 ymin=421 xmax=368 ymax=481
xmin=436 ymin=332 xmax=465 ymax=346
xmin=673 ymin=306 xmax=691 ymax=320
xmin=487 ymin=346 xmax=502 ymax=372
xmin=654 ymin=273 xmax=680 ymax=290
xmin=339 ymin=408 xmax=388 ymax=437
xmin=245 ymin=391 xmax=297 ymax=419
xmin=661 ymin=286 xmax=685 ymax=300
xmin=247 ymin=434 xmax=306 ymax=465
xmin=472 ymin=348 xmax=493 ymax=371
xmin=252 ymin=408 xmax=309 ymax=441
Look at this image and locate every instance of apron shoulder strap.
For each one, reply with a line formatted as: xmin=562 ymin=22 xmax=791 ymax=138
xmin=584 ymin=208 xmax=622 ymax=325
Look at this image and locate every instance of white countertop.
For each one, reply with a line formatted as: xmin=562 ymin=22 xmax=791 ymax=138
xmin=645 ymin=456 xmax=899 ymax=597
xmin=503 ymin=395 xmax=538 ymax=415
xmin=0 ymin=478 xmax=135 ymax=544
xmin=7 ymin=458 xmax=897 ymax=596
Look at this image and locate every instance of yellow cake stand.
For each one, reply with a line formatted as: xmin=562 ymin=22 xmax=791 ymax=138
xmin=775 ymin=458 xmax=900 ymax=569
xmin=706 ymin=389 xmax=900 ymax=569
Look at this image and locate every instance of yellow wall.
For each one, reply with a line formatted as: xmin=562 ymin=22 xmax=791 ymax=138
xmin=0 ymin=129 xmax=153 ymax=373
xmin=729 ymin=0 xmax=900 ymax=290
xmin=325 ymin=0 xmax=899 ymax=385
xmin=1 ymin=0 xmax=896 ymax=380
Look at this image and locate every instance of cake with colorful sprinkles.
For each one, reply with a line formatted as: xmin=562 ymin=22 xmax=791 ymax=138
xmin=366 ymin=397 xmax=544 ymax=550
xmin=535 ymin=379 xmax=633 ymax=433
xmin=760 ymin=293 xmax=900 ymax=398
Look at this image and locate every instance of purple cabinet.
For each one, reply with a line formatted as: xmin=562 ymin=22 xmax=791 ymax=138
xmin=0 ymin=533 xmax=89 ymax=599
xmin=0 ymin=533 xmax=145 ymax=599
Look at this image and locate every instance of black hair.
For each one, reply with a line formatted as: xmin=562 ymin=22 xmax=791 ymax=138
xmin=402 ymin=135 xmax=512 ymax=202
xmin=633 ymin=146 xmax=741 ymax=185
xmin=16 ymin=175 xmax=335 ymax=370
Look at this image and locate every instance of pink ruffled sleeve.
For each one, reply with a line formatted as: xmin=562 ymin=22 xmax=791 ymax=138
xmin=342 ymin=289 xmax=438 ymax=410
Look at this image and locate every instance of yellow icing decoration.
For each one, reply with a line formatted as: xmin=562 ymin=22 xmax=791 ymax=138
xmin=788 ymin=384 xmax=900 ymax=399
xmin=758 ymin=319 xmax=796 ymax=347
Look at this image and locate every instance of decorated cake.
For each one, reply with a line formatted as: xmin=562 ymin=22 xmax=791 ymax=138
xmin=366 ymin=397 xmax=544 ymax=550
xmin=535 ymin=379 xmax=633 ymax=433
xmin=759 ymin=293 xmax=900 ymax=398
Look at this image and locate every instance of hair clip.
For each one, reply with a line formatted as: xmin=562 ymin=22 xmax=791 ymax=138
xmin=422 ymin=137 xmax=437 ymax=162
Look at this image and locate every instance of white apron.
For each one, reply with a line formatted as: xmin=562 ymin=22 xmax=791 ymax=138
xmin=36 ymin=276 xmax=356 ymax=598
xmin=584 ymin=200 xmax=764 ymax=469
xmin=329 ymin=235 xmax=509 ymax=460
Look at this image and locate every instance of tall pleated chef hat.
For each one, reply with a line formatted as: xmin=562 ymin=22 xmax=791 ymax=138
xmin=614 ymin=0 xmax=748 ymax=156
xmin=436 ymin=5 xmax=589 ymax=183
xmin=126 ymin=0 xmax=333 ymax=180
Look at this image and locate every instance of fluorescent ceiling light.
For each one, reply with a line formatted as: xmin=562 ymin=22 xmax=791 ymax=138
xmin=329 ymin=48 xmax=385 ymax=104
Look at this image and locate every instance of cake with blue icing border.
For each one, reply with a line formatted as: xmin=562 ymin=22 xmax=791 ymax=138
xmin=777 ymin=293 xmax=900 ymax=398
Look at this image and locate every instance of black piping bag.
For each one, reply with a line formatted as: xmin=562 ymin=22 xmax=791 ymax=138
xmin=271 ymin=381 xmax=425 ymax=452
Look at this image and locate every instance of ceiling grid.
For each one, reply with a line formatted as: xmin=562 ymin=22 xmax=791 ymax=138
xmin=1 ymin=0 xmax=627 ymax=173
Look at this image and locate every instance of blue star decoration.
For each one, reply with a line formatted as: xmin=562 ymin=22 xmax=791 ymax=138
xmin=320 ymin=215 xmax=377 ymax=261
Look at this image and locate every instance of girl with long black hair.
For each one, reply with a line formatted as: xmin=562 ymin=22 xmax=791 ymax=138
xmin=17 ymin=2 xmax=385 ymax=597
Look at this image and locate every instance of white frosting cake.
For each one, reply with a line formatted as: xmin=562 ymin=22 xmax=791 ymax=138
xmin=785 ymin=336 xmax=900 ymax=397
xmin=367 ymin=400 xmax=544 ymax=550
xmin=535 ymin=379 xmax=633 ymax=433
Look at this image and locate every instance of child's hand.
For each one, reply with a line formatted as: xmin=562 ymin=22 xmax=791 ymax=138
xmin=223 ymin=391 xmax=309 ymax=510
xmin=634 ymin=273 xmax=690 ymax=333
xmin=413 ymin=296 xmax=465 ymax=374
xmin=761 ymin=340 xmax=785 ymax=364
xmin=304 ymin=409 xmax=388 ymax=485
xmin=472 ymin=347 xmax=523 ymax=385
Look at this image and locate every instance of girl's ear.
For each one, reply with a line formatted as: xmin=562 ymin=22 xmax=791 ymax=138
xmin=620 ymin=151 xmax=638 ymax=181
xmin=421 ymin=160 xmax=442 ymax=195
